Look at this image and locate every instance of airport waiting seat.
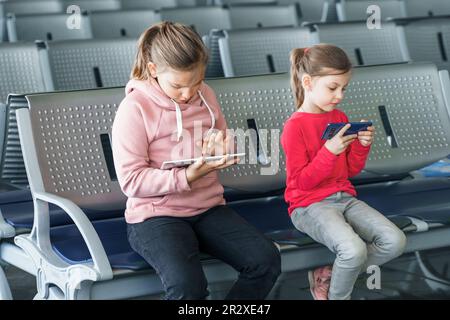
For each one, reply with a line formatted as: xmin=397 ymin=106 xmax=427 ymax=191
xmin=61 ymin=0 xmax=122 ymax=12
xmin=213 ymin=27 xmax=319 ymax=77
xmin=309 ymin=20 xmax=410 ymax=66
xmin=0 ymin=95 xmax=130 ymax=233
xmin=278 ymin=0 xmax=330 ymax=23
xmin=395 ymin=16 xmax=450 ymax=72
xmin=0 ymin=42 xmax=53 ymax=106
xmin=42 ymin=38 xmax=137 ymax=91
xmin=160 ymin=6 xmax=232 ymax=36
xmin=228 ymin=4 xmax=300 ymax=29
xmin=213 ymin=62 xmax=450 ymax=189
xmin=336 ymin=0 xmax=407 ymax=22
xmin=202 ymin=10 xmax=306 ymax=77
xmin=211 ymin=61 xmax=450 ymax=251
xmin=0 ymin=37 xmax=136 ymax=236
xmin=0 ymin=40 xmax=54 ymax=298
xmin=1 ymin=62 xmax=449 ymax=299
xmin=120 ymin=0 xmax=178 ymax=10
xmin=0 ymin=0 xmax=64 ymax=42
xmin=90 ymin=10 xmax=161 ymax=39
xmin=0 ymin=38 xmax=138 ymax=274
xmin=213 ymin=0 xmax=328 ymax=23
xmin=404 ymin=0 xmax=450 ymax=18
xmin=6 ymin=12 xmax=93 ymax=42
xmin=0 ymin=42 xmax=54 ymax=228
xmin=0 ymin=0 xmax=63 ymax=16
xmin=161 ymin=5 xmax=299 ymax=37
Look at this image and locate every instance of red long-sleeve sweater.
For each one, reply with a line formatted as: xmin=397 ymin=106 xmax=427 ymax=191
xmin=280 ymin=109 xmax=371 ymax=215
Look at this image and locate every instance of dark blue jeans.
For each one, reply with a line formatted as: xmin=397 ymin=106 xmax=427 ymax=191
xmin=127 ymin=205 xmax=281 ymax=300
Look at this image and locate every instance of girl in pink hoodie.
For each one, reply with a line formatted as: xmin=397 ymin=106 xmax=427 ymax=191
xmin=112 ymin=22 xmax=280 ymax=300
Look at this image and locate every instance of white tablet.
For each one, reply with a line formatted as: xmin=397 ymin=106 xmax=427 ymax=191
xmin=160 ymin=153 xmax=245 ymax=170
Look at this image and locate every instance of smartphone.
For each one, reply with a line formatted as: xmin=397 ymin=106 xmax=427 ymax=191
xmin=321 ymin=122 xmax=372 ymax=140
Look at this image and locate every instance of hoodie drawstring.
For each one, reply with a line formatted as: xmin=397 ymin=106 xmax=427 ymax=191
xmin=173 ymin=101 xmax=183 ymax=142
xmin=198 ymin=90 xmax=216 ymax=130
xmin=171 ymin=90 xmax=216 ymax=142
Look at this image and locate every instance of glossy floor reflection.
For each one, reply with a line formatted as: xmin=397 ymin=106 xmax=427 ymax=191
xmin=4 ymin=246 xmax=450 ymax=300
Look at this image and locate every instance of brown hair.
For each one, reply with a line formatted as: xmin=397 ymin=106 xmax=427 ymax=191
xmin=290 ymin=44 xmax=352 ymax=109
xmin=131 ymin=21 xmax=209 ymax=80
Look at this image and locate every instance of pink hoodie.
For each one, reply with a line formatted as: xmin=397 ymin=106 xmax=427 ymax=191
xmin=112 ymin=78 xmax=227 ymax=223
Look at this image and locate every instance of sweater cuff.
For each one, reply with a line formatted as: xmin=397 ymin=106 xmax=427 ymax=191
xmin=352 ymin=140 xmax=372 ymax=153
xmin=176 ymin=168 xmax=191 ymax=192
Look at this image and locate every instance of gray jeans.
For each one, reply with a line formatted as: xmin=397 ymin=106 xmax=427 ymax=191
xmin=291 ymin=192 xmax=407 ymax=300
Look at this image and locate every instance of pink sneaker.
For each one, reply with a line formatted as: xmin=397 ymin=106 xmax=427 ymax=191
xmin=308 ymin=265 xmax=332 ymax=300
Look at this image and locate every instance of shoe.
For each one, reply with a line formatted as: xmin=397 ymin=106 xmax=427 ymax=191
xmin=308 ymin=265 xmax=332 ymax=300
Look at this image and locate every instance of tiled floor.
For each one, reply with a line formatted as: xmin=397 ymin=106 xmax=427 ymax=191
xmin=3 ymin=247 xmax=450 ymax=300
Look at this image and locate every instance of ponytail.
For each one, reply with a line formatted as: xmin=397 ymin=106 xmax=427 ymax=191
xmin=131 ymin=26 xmax=160 ymax=80
xmin=290 ymin=48 xmax=308 ymax=109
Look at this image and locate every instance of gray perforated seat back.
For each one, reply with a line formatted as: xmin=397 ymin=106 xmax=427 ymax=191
xmin=401 ymin=18 xmax=450 ymax=72
xmin=0 ymin=95 xmax=29 ymax=188
xmin=121 ymin=0 xmax=177 ymax=10
xmin=218 ymin=27 xmax=319 ymax=77
xmin=91 ymin=10 xmax=161 ymax=38
xmin=45 ymin=38 xmax=137 ymax=91
xmin=160 ymin=7 xmax=231 ymax=36
xmin=216 ymin=0 xmax=328 ymax=23
xmin=278 ymin=0 xmax=329 ymax=23
xmin=404 ymin=0 xmax=450 ymax=18
xmin=1 ymin=0 xmax=63 ymax=15
xmin=337 ymin=0 xmax=407 ymax=21
xmin=207 ymin=63 xmax=450 ymax=192
xmin=7 ymin=13 xmax=93 ymax=42
xmin=229 ymin=5 xmax=299 ymax=29
xmin=313 ymin=21 xmax=409 ymax=66
xmin=25 ymin=88 xmax=127 ymax=210
xmin=0 ymin=43 xmax=51 ymax=104
xmin=207 ymin=73 xmax=294 ymax=192
xmin=61 ymin=0 xmax=121 ymax=12
xmin=340 ymin=62 xmax=450 ymax=175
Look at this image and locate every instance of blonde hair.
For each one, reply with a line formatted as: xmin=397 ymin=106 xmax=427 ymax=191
xmin=131 ymin=21 xmax=209 ymax=80
xmin=290 ymin=44 xmax=352 ymax=109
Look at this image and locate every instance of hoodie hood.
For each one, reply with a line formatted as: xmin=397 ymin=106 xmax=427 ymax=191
xmin=125 ymin=78 xmax=216 ymax=141
xmin=125 ymin=78 xmax=204 ymax=110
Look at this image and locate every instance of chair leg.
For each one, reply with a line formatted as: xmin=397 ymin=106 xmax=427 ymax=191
xmin=415 ymin=251 xmax=450 ymax=293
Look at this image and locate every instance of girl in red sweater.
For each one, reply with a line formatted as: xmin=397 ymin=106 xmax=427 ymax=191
xmin=281 ymin=44 xmax=406 ymax=300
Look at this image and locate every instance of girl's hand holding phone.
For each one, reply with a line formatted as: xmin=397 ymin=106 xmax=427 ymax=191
xmin=357 ymin=119 xmax=375 ymax=147
xmin=324 ymin=124 xmax=357 ymax=155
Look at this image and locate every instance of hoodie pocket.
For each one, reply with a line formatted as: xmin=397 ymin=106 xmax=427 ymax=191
xmin=152 ymin=192 xmax=188 ymax=214
xmin=151 ymin=195 xmax=170 ymax=212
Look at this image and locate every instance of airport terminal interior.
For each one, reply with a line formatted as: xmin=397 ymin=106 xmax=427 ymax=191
xmin=1 ymin=0 xmax=450 ymax=300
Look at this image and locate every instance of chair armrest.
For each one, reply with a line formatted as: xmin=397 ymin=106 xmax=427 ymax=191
xmin=33 ymin=191 xmax=113 ymax=280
